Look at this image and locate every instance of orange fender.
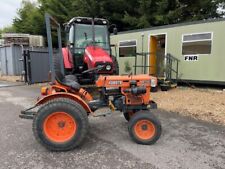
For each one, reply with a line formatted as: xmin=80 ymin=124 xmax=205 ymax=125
xmin=36 ymin=93 xmax=92 ymax=114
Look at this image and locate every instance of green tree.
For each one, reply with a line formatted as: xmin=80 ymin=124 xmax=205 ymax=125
xmin=0 ymin=26 xmax=16 ymax=38
xmin=11 ymin=0 xmax=225 ymax=37
xmin=122 ymin=0 xmax=225 ymax=29
xmin=13 ymin=0 xmax=44 ymax=35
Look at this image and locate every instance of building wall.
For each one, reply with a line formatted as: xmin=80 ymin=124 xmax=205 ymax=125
xmin=0 ymin=39 xmax=4 ymax=46
xmin=111 ymin=34 xmax=145 ymax=75
xmin=29 ymin=35 xmax=45 ymax=47
xmin=0 ymin=45 xmax=24 ymax=76
xmin=2 ymin=33 xmax=44 ymax=47
xmin=110 ymin=20 xmax=225 ymax=83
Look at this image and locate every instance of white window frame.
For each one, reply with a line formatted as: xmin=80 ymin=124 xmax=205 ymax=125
xmin=181 ymin=32 xmax=213 ymax=55
xmin=118 ymin=39 xmax=137 ymax=57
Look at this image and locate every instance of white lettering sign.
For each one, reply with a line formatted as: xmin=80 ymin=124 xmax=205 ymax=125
xmin=184 ymin=55 xmax=198 ymax=61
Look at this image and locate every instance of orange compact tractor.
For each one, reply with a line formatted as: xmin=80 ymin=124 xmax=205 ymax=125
xmin=19 ymin=14 xmax=161 ymax=151
xmin=20 ymin=72 xmax=161 ymax=151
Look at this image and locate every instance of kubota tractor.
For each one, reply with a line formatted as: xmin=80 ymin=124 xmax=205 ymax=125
xmin=62 ymin=17 xmax=119 ymax=84
xmin=19 ymin=14 xmax=161 ymax=151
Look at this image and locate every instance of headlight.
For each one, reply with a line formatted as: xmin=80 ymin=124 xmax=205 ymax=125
xmin=106 ymin=65 xmax=112 ymax=71
xmin=151 ymin=78 xmax=157 ymax=87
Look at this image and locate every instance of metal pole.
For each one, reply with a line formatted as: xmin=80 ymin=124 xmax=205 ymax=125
xmin=141 ymin=33 xmax=144 ymax=73
xmin=92 ymin=18 xmax=95 ymax=43
xmin=5 ymin=46 xmax=8 ymax=75
xmin=23 ymin=50 xmax=27 ymax=83
xmin=45 ymin=13 xmax=55 ymax=83
xmin=134 ymin=53 xmax=137 ymax=75
xmin=144 ymin=53 xmax=147 ymax=74
xmin=57 ymin=24 xmax=65 ymax=76
xmin=27 ymin=50 xmax=32 ymax=84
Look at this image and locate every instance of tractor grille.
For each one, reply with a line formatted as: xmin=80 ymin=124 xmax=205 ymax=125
xmin=95 ymin=62 xmax=113 ymax=72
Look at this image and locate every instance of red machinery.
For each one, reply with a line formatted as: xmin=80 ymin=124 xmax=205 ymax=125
xmin=62 ymin=17 xmax=119 ymax=83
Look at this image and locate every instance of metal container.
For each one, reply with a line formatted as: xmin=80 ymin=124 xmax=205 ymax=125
xmin=0 ymin=45 xmax=24 ymax=75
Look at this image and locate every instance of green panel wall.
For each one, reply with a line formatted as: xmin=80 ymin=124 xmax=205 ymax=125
xmin=111 ymin=20 xmax=225 ymax=83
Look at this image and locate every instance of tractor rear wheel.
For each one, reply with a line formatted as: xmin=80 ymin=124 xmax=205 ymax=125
xmin=33 ymin=98 xmax=88 ymax=151
xmin=128 ymin=111 xmax=161 ymax=145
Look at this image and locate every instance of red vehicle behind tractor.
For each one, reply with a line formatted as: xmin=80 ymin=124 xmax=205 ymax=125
xmin=62 ymin=17 xmax=119 ymax=84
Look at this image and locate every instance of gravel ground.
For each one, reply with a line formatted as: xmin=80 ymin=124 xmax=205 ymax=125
xmin=152 ymin=87 xmax=225 ymax=125
xmin=0 ymin=82 xmax=225 ymax=169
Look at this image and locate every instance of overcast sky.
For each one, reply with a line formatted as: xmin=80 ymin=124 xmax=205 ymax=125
xmin=0 ymin=0 xmax=36 ymax=29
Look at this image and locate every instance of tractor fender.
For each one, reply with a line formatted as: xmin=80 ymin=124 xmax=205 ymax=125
xmin=62 ymin=47 xmax=74 ymax=69
xmin=36 ymin=93 xmax=92 ymax=114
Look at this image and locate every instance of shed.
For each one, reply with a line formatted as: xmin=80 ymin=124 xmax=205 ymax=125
xmin=110 ymin=18 xmax=225 ymax=85
xmin=0 ymin=44 xmax=23 ymax=76
xmin=1 ymin=33 xmax=44 ymax=47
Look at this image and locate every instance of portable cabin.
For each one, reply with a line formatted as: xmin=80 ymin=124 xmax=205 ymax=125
xmin=110 ymin=18 xmax=225 ymax=85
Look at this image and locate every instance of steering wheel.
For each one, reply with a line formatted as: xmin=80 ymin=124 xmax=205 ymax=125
xmin=82 ymin=65 xmax=105 ymax=74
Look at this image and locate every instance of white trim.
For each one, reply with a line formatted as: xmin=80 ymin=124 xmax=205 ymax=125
xmin=183 ymin=39 xmax=212 ymax=43
xmin=181 ymin=32 xmax=213 ymax=55
xmin=85 ymin=49 xmax=93 ymax=61
xmin=118 ymin=39 xmax=137 ymax=57
xmin=119 ymin=45 xmax=137 ymax=48
xmin=147 ymin=33 xmax=168 ymax=75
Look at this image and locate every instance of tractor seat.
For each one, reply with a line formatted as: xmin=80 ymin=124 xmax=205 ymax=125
xmin=56 ymin=74 xmax=80 ymax=91
xmin=64 ymin=75 xmax=78 ymax=82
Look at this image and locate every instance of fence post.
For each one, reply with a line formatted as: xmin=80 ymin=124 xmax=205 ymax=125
xmin=23 ymin=50 xmax=28 ymax=83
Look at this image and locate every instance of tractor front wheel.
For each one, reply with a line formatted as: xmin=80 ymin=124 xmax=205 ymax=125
xmin=33 ymin=98 xmax=88 ymax=151
xmin=128 ymin=111 xmax=161 ymax=145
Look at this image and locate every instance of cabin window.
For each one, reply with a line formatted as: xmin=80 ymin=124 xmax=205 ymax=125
xmin=182 ymin=33 xmax=212 ymax=55
xmin=119 ymin=40 xmax=137 ymax=57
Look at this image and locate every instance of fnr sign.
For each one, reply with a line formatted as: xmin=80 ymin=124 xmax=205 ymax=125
xmin=184 ymin=55 xmax=198 ymax=61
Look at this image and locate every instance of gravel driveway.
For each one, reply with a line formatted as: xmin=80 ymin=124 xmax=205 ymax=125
xmin=0 ymin=82 xmax=224 ymax=169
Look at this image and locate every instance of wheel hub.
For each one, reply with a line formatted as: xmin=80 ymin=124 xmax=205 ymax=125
xmin=43 ymin=112 xmax=77 ymax=143
xmin=58 ymin=121 xmax=66 ymax=128
xmin=134 ymin=120 xmax=156 ymax=140
xmin=141 ymin=124 xmax=148 ymax=131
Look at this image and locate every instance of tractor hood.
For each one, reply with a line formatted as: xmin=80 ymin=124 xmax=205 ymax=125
xmin=84 ymin=46 xmax=113 ymax=71
xmin=84 ymin=46 xmax=112 ymax=63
